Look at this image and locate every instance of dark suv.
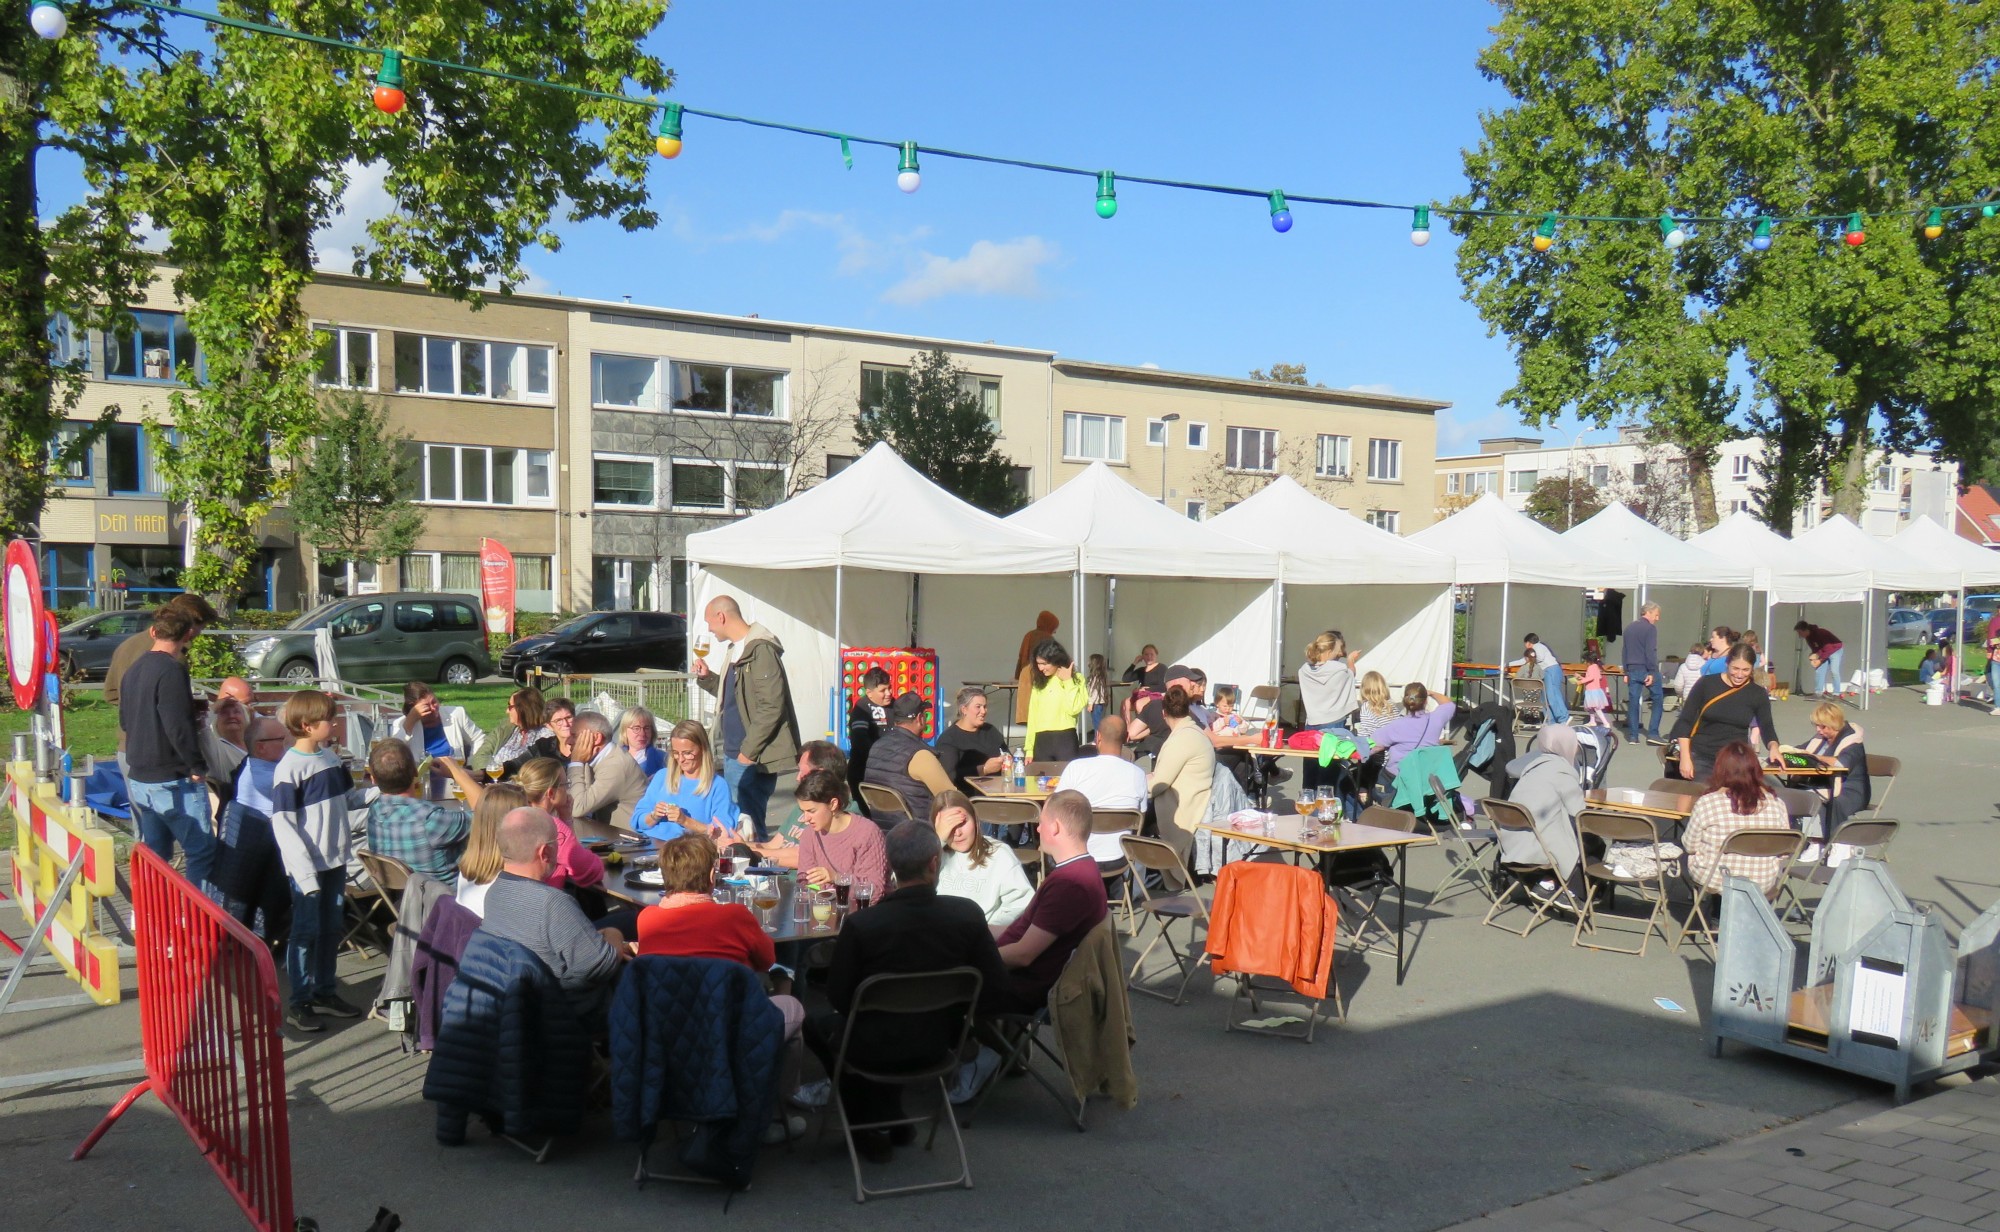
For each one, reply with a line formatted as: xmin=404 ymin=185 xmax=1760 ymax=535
xmin=241 ymin=593 xmax=494 ymax=685
xmin=58 ymin=609 xmax=156 ymax=680
xmin=500 ymin=611 xmax=687 ymax=683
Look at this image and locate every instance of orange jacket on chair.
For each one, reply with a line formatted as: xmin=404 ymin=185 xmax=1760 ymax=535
xmin=1203 ymin=862 xmax=1338 ymax=1000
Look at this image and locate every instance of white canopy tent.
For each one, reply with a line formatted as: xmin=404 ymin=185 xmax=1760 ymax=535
xmin=1788 ymin=515 xmax=1926 ymax=706
xmin=1562 ymin=502 xmax=1756 ymax=658
xmin=685 ymin=443 xmax=1077 ymax=736
xmin=1206 ymin=476 xmax=1457 ymax=689
xmin=1409 ymin=494 xmax=1638 ymax=676
xmin=1889 ymin=517 xmax=2000 ymax=688
xmin=1007 ymin=463 xmax=1282 ymax=700
xmin=1687 ymin=511 xmax=1870 ymax=701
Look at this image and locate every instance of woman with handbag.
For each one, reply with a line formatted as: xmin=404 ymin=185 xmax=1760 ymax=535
xmin=1667 ymin=643 xmax=1781 ymax=782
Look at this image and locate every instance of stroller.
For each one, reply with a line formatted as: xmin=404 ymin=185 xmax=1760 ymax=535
xmin=1572 ymin=726 xmax=1620 ymax=790
xmin=1451 ymin=700 xmax=1518 ymax=799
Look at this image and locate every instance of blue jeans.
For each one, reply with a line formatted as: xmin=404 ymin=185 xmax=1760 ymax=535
xmin=286 ymin=868 xmax=344 ymax=1008
xmin=129 ymin=776 xmax=216 ymax=893
xmin=1542 ymin=664 xmax=1570 ymax=723
xmin=724 ymin=758 xmax=777 ymax=842
xmin=1626 ymin=673 xmax=1663 ymax=742
xmin=1814 ymin=648 xmax=1844 ymax=694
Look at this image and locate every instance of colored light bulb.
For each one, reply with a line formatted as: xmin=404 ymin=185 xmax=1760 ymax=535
xmin=29 ymin=0 xmax=66 ymax=39
xmin=1843 ymin=212 xmax=1866 ymax=247
xmin=1658 ymin=212 xmax=1686 ymax=248
xmin=1923 ymin=207 xmax=1943 ymax=240
xmin=1531 ymin=212 xmax=1557 ymax=252
xmin=1268 ymin=189 xmax=1292 ymax=234
xmin=1410 ymin=205 xmax=1431 ymax=247
xmin=1095 ymin=171 xmax=1117 ymax=219
xmin=1750 ymin=217 xmax=1773 ymax=251
xmin=654 ymin=102 xmax=683 ymax=159
xmin=896 ymin=142 xmax=921 ymax=194
xmin=373 ymin=49 xmax=405 ymax=114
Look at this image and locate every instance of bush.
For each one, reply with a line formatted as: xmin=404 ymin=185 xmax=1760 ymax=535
xmin=186 ymin=631 xmax=248 ymax=680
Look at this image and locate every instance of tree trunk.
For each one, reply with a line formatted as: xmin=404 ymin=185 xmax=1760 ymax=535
xmin=0 ymin=30 xmax=55 ymax=543
xmin=1829 ymin=424 xmax=1869 ymax=521
xmin=1684 ymin=443 xmax=1720 ymax=534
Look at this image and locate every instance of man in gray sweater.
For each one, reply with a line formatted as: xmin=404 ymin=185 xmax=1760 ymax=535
xmin=477 ymin=808 xmax=627 ymax=1025
xmin=1622 ymin=601 xmax=1663 ymax=745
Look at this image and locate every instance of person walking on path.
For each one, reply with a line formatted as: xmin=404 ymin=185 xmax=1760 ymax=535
xmin=692 ymin=595 xmax=800 ymax=843
xmin=1622 ymin=601 xmax=1663 ymax=745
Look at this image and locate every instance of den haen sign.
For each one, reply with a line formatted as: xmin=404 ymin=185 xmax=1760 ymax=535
xmin=95 ymin=502 xmax=172 ymax=545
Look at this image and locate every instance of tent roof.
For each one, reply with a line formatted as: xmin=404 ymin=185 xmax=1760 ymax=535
xmin=684 ymin=443 xmax=1074 ymax=574
xmin=1407 ymin=493 xmax=1635 ymax=586
xmin=1562 ymin=502 xmax=1753 ymax=586
xmin=1688 ymin=510 xmax=1867 ymax=599
xmin=1886 ymin=516 xmax=2000 ymax=589
xmin=1007 ymin=462 xmax=1278 ymax=579
xmin=1206 ymin=475 xmax=1455 ymax=586
xmin=1793 ymin=515 xmax=1937 ymax=592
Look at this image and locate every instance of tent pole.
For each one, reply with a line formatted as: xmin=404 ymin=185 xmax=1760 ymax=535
xmin=1499 ymin=579 xmax=1512 ymax=672
xmin=1956 ymin=579 xmax=1966 ymax=698
xmin=1272 ymin=572 xmax=1286 ymax=689
xmin=1861 ymin=586 xmax=1873 ymax=711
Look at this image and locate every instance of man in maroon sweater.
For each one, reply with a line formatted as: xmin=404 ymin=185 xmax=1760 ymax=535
xmin=994 ymin=789 xmax=1109 ymax=1011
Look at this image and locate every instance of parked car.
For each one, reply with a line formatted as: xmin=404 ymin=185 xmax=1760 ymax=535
xmin=240 ymin=594 xmax=493 ymax=685
xmin=499 ymin=611 xmax=687 ymax=684
xmin=1925 ymin=609 xmax=1984 ymax=645
xmin=1886 ymin=607 xmax=1931 ymax=648
xmin=1967 ymin=593 xmax=2000 ymax=624
xmin=57 ymin=609 xmax=156 ymax=680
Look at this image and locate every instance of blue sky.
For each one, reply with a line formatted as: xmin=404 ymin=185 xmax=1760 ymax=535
xmin=77 ymin=0 xmax=1624 ymax=455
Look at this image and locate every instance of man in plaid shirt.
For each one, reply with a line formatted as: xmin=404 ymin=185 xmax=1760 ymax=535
xmin=364 ymin=741 xmax=486 ymax=885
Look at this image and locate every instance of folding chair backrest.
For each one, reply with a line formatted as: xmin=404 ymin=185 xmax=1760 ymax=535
xmin=840 ymin=968 xmax=983 ymax=1080
xmin=1426 ymin=774 xmax=1463 ymax=825
xmin=972 ymin=796 xmax=1040 ymax=828
xmin=857 ymin=783 xmax=915 ymax=822
xmin=1478 ymin=797 xmax=1536 ymax=835
xmin=1770 ymin=785 xmax=1821 ymax=824
xmin=358 ymin=849 xmax=413 ymax=901
xmin=1091 ymin=808 xmax=1143 ymax=835
xmin=1577 ymin=808 xmax=1659 ymax=846
xmin=1025 ymin=761 xmax=1068 ymax=777
xmin=1358 ymin=804 xmax=1418 ymax=834
xmin=1720 ymin=829 xmax=1802 ymax=862
xmin=1244 ymin=684 xmax=1280 ymax=722
xmin=1827 ymin=818 xmax=1899 ymax=856
xmin=1647 ymin=777 xmax=1690 ymax=796
xmin=1120 ymin=834 xmax=1191 ymax=881
xmin=1865 ymin=754 xmax=1899 ymax=814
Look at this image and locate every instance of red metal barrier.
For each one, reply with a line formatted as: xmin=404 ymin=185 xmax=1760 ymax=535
xmin=73 ymin=845 xmax=295 ymax=1231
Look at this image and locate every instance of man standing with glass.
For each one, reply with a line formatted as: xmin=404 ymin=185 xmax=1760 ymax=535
xmin=691 ymin=595 xmax=800 ymax=842
xmin=1622 ymin=601 xmax=1663 ymax=745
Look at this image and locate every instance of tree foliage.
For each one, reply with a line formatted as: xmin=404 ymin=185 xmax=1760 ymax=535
xmin=1523 ymin=474 xmax=1607 ymax=530
xmin=108 ymin=0 xmax=670 ymax=603
xmin=1248 ymin=362 xmax=1326 ymax=387
xmin=854 ymin=349 xmax=1025 ymax=514
xmin=289 ymin=390 xmax=425 ymax=569
xmin=1454 ymin=0 xmax=1999 ymax=533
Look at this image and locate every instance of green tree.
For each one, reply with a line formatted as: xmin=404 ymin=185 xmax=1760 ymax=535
xmin=1523 ymin=473 xmax=1606 ymax=530
xmin=289 ymin=390 xmax=426 ymax=575
xmin=1454 ymin=0 xmax=1998 ymax=533
xmin=1247 ymin=362 xmax=1326 ymax=387
xmin=855 ymin=349 xmax=1025 ymax=514
xmin=0 ymin=4 xmax=161 ymax=541
xmin=111 ymin=1 xmax=670 ymax=603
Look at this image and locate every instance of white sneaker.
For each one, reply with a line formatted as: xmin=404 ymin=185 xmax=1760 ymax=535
xmin=947 ymin=1045 xmax=1003 ymax=1105
xmin=1990 ymin=706 xmax=2000 ymax=716
xmin=1798 ymin=842 xmax=1823 ymax=864
xmin=790 ymin=1078 xmax=831 ymax=1109
xmin=760 ymin=1114 xmax=807 ymax=1144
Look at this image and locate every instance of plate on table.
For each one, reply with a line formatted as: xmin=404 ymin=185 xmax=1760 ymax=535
xmin=625 ymin=868 xmax=664 ymax=889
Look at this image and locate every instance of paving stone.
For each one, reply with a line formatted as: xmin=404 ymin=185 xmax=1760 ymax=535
xmin=1825 ymin=1198 xmax=1919 ymax=1230
xmin=1758 ymin=1185 xmax=1846 ymax=1214
xmin=1971 ymin=1211 xmax=2000 ymax=1232
xmin=1767 ymin=1166 xmax=1855 ymax=1191
xmin=1830 ymin=1179 xmax=1919 ymax=1208
xmin=1758 ymin=1209 xmax=1843 ymax=1232
xmin=1689 ymin=1189 xmax=1777 ymax=1219
xmin=1901 ymin=1121 xmax=1979 ymax=1144
xmin=1900 ymin=1155 xmax=1986 ymax=1183
xmin=1897 ymin=1193 xmax=1994 ymax=1225
xmin=1629 ymin=1196 xmax=1710 ymax=1224
xmin=1609 ymin=1218 xmax=1689 ymax=1232
xmin=1902 ymin=1138 xmax=1980 ymax=1162
xmin=1677 ymin=1212 xmax=1773 ymax=1232
xmin=1903 ymin=1173 xmax=1988 ymax=1203
xmin=1835 ymin=1160 xmax=1921 ymax=1188
xmin=1897 ymin=1218 xmax=1985 ymax=1232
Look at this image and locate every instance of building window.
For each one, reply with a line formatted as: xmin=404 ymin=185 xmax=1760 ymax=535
xmin=1730 ymin=499 xmax=1752 ymax=514
xmin=1874 ymin=463 xmax=1896 ymax=492
xmin=1315 ymin=434 xmax=1351 ymax=479
xmin=735 ymin=464 xmax=785 ymax=511
xmin=1365 ymin=510 xmax=1401 ymax=532
xmin=412 ymin=444 xmax=553 ymax=506
xmin=592 ymin=353 xmax=661 ymax=409
xmin=1445 ymin=473 xmax=1460 ymax=495
xmin=1225 ymin=426 xmax=1278 ymax=473
xmin=592 ymin=557 xmax=654 ymax=611
xmin=48 ymin=313 xmax=88 ymax=368
xmin=400 ymin=551 xmax=480 ymax=593
xmin=109 ymin=546 xmax=182 ymax=594
xmin=515 ymin=555 xmax=553 ymax=594
xmin=1146 ymin=418 xmax=1171 ymax=448
xmin=1728 ymin=454 xmax=1751 ymax=483
xmin=43 ymin=544 xmax=94 ymax=608
xmin=52 ymin=421 xmax=92 ymax=486
xmin=104 ymin=310 xmax=197 ymax=383
xmin=1064 ymin=412 xmax=1127 ymax=463
xmin=1466 ymin=470 xmax=1498 ymax=494
xmin=1590 ymin=464 xmax=1610 ymax=487
xmin=1631 ymin=462 xmax=1649 ymax=485
xmin=671 ymin=361 xmax=784 ymax=418
xmin=860 ymin=363 xmax=905 ymax=413
xmin=669 ymin=460 xmax=728 ymax=511
xmin=106 ymin=424 xmax=155 ymax=495
xmin=825 ymin=453 xmax=857 ymax=479
xmin=668 ymin=557 xmax=690 ymax=614
xmin=593 ymin=455 xmax=658 ymax=508
xmin=314 ymin=327 xmax=376 ymax=390
xmin=1185 ymin=500 xmax=1206 ymax=521
xmin=964 ymin=376 xmax=1001 ymax=431
xmin=391 ymin=332 xmax=553 ymax=402
xmin=1366 ymin=438 xmax=1402 ymax=481
xmin=1185 ymin=422 xmax=1208 ymax=450
xmin=1508 ymin=469 xmax=1539 ymax=494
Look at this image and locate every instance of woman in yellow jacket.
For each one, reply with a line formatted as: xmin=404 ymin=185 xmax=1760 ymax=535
xmin=1024 ymin=637 xmax=1089 ymax=763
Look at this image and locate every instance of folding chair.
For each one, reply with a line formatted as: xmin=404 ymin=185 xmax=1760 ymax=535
xmin=1863 ymin=754 xmax=1900 ymax=817
xmin=1207 ymin=861 xmax=1341 ymax=1040
xmin=1572 ymin=810 xmax=1674 ymax=957
xmin=1426 ymin=773 xmax=1497 ymax=906
xmin=1241 ymin=685 xmax=1280 ymax=725
xmin=1508 ymin=676 xmax=1547 ymax=730
xmin=1118 ymin=836 xmax=1209 ymax=1004
xmin=1089 ymin=808 xmax=1144 ymax=933
xmin=1775 ymin=818 xmax=1900 ymax=925
xmin=1671 ymin=828 xmax=1802 ymax=955
xmin=856 ymin=784 xmax=916 ymax=826
xmin=959 ymin=922 xmax=1128 ymax=1133
xmin=1477 ymin=797 xmax=1585 ymax=937
xmin=1647 ymin=777 xmax=1694 ymax=796
xmin=825 ymin=967 xmax=982 ymax=1203
xmin=1769 ymin=784 xmax=1824 ymax=836
xmin=341 ymin=852 xmax=402 ymax=956
xmin=356 ymin=850 xmax=414 ymax=935
xmin=971 ymin=796 xmax=1042 ymax=875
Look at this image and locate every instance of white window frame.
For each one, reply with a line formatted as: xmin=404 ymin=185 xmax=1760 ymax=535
xmin=313 ymin=325 xmax=377 ymax=391
xmin=1315 ymin=434 xmax=1351 ymax=479
xmin=1366 ymin=437 xmax=1402 ymax=482
xmin=414 ymin=443 xmax=553 ymax=507
xmin=1184 ymin=421 xmax=1208 ymax=450
xmin=1062 ymin=412 xmax=1126 ymax=463
xmin=1873 ymin=463 xmax=1896 ymax=492
xmin=1508 ymin=469 xmax=1539 ymax=494
xmin=591 ymin=352 xmax=665 ymax=411
xmin=392 ymin=331 xmax=554 ymax=404
xmin=1445 ymin=472 xmax=1460 ymax=495
xmin=1467 ymin=471 xmax=1497 ymax=494
xmin=592 ymin=452 xmax=660 ymax=510
xmin=1365 ymin=509 xmax=1401 ymax=532
xmin=962 ymin=374 xmax=1002 ymax=433
xmin=731 ymin=460 xmax=787 ymax=514
xmin=669 ymin=360 xmax=788 ymax=420
xmin=1146 ymin=418 xmax=1170 ymax=448
xmin=400 ymin=552 xmax=482 ymax=595
xmin=1590 ymin=464 xmax=1610 ymax=487
xmin=1185 ymin=499 xmax=1206 ymax=521
xmin=1732 ymin=454 xmax=1754 ymax=483
xmin=1225 ymin=426 xmax=1279 ymax=474
xmin=665 ymin=457 xmax=788 ymax=515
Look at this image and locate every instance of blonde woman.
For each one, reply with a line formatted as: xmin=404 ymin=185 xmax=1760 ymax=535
xmin=512 ymin=758 xmax=606 ymax=890
xmin=631 ymin=719 xmax=739 ymax=843
xmin=931 ymin=790 xmax=1033 ymax=926
xmin=1299 ymin=630 xmax=1360 ymax=791
xmin=1354 ymin=671 xmax=1398 ymax=746
xmin=454 ymin=782 xmax=529 ymax=917
xmin=618 ymin=705 xmax=666 ymax=777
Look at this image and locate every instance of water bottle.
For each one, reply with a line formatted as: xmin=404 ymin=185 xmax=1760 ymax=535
xmin=1012 ymin=747 xmax=1027 ymax=792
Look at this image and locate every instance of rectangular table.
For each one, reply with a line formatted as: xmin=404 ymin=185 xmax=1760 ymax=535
xmin=1196 ymin=817 xmax=1436 ymax=985
xmin=967 ymin=776 xmax=1052 ymax=802
xmin=1584 ymin=786 xmax=1699 ymax=822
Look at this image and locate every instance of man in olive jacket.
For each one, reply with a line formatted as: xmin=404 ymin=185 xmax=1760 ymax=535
xmin=691 ymin=595 xmax=801 ymax=842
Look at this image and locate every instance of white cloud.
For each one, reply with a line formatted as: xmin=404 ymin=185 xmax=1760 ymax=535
xmin=312 ymin=160 xmax=395 ymax=272
xmin=881 ymin=236 xmax=1058 ymax=305
xmin=1139 ymin=362 xmax=1162 ymax=370
xmin=1344 ymin=382 xmax=1401 ymax=396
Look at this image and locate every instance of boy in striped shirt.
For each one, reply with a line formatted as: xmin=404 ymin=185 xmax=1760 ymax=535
xmin=270 ymin=690 xmax=362 ymax=1032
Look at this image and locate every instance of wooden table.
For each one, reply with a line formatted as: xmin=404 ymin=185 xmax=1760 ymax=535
xmin=597 ymin=861 xmax=848 ymax=944
xmin=1196 ymin=816 xmax=1437 ymax=985
xmin=1585 ymin=786 xmax=1699 ymax=822
xmin=1244 ymin=744 xmax=1350 ymax=809
xmin=967 ymin=775 xmax=1053 ymax=802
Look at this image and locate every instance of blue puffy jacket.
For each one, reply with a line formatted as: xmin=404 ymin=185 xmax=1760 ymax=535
xmin=423 ymin=932 xmax=592 ymax=1144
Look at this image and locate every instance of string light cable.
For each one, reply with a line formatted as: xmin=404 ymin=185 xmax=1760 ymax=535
xmin=27 ymin=0 xmax=2000 ymax=246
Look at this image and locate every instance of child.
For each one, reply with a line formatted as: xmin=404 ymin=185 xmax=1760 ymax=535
xmin=1674 ymin=644 xmax=1706 ymax=700
xmin=1085 ymin=654 xmax=1110 ymax=734
xmin=268 ymin=690 xmax=359 ymax=1032
xmin=1579 ymin=649 xmax=1611 ymax=728
xmin=1208 ymin=685 xmax=1243 ymax=735
xmin=1917 ymin=647 xmax=1940 ymax=685
xmin=845 ymin=667 xmax=891 ymax=807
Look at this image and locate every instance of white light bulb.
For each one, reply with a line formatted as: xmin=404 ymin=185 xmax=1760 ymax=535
xmin=896 ymin=170 xmax=920 ymax=194
xmin=1665 ymin=228 xmax=1686 ymax=248
xmin=30 ymin=1 xmax=67 ymax=38
xmin=1410 ymin=229 xmax=1431 ymax=247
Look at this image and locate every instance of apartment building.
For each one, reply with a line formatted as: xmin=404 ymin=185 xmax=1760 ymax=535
xmin=1434 ymin=425 xmax=1959 ymax=538
xmin=38 ymin=269 xmax=1446 ymax=616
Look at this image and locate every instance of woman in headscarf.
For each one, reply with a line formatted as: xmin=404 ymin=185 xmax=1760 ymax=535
xmin=1014 ymin=610 xmax=1060 ymax=725
xmin=1498 ymin=724 xmax=1585 ymax=895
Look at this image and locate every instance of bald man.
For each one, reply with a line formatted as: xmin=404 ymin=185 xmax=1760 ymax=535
xmin=691 ymin=594 xmax=800 ymax=841
xmin=477 ymin=807 xmax=626 ymax=1020
xmin=218 ymin=676 xmax=255 ymax=707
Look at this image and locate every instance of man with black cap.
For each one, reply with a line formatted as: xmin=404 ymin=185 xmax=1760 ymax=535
xmin=1126 ymin=664 xmax=1207 ymax=757
xmin=859 ymin=692 xmax=956 ymax=823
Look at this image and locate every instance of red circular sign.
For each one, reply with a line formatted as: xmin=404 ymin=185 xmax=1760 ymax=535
xmin=4 ymin=539 xmax=48 ymax=710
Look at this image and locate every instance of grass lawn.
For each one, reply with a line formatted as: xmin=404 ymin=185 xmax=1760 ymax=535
xmin=1886 ymin=642 xmax=1987 ymax=685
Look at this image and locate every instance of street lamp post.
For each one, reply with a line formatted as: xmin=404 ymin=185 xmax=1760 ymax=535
xmin=1158 ymin=412 xmax=1181 ymax=506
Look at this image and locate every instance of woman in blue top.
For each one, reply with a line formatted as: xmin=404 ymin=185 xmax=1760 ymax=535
xmin=1699 ymin=626 xmax=1736 ymax=676
xmin=631 ymin=719 xmax=738 ymax=844
xmin=618 ymin=705 xmax=667 ymax=778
